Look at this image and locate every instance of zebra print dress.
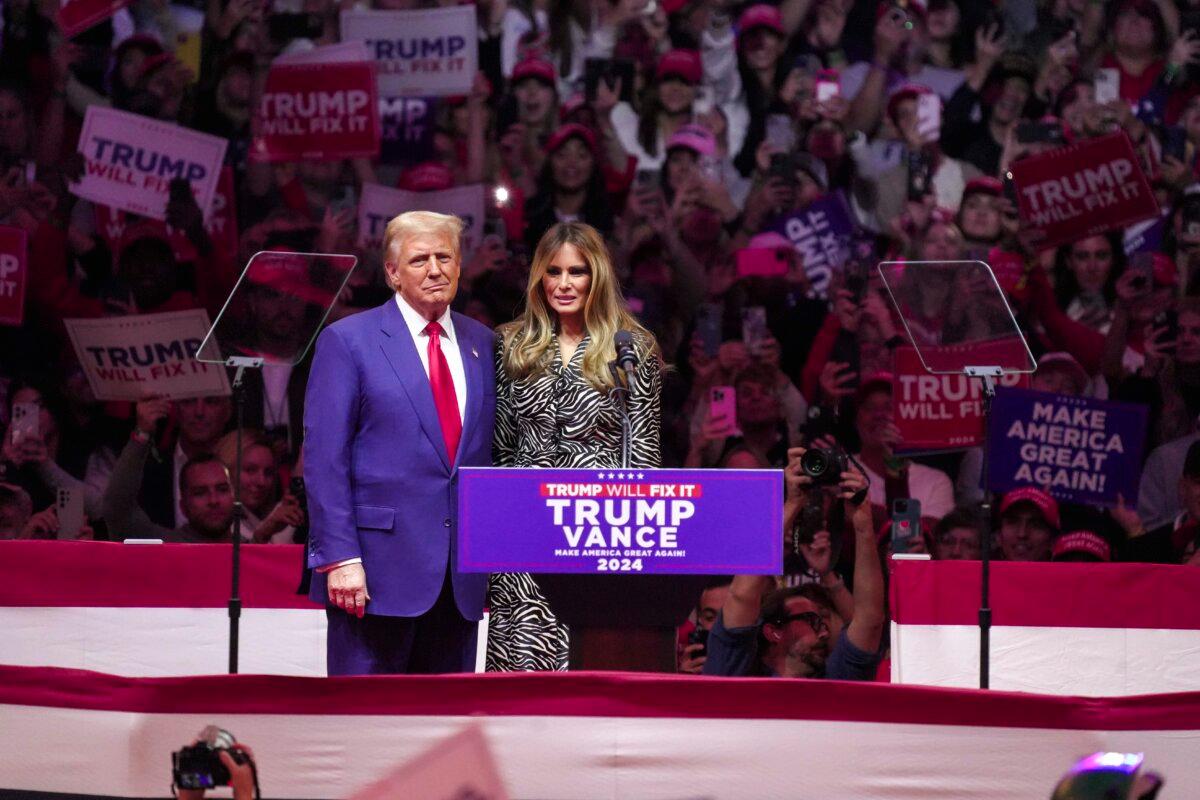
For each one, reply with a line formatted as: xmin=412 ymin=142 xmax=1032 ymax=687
xmin=486 ymin=331 xmax=663 ymax=672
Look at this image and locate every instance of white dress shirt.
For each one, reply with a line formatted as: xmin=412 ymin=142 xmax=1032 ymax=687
xmin=319 ymin=295 xmax=467 ymax=573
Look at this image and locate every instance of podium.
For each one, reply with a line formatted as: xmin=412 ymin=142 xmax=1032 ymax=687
xmin=458 ymin=467 xmax=783 ymax=673
xmin=534 ymin=574 xmax=711 ymax=671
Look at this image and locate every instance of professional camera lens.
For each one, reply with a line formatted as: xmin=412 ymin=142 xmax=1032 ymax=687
xmin=801 ymin=449 xmax=829 ymax=478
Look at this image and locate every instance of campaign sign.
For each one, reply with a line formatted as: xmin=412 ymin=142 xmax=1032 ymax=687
xmin=71 ymin=107 xmax=228 ymax=222
xmin=893 ymin=343 xmax=1030 ymax=453
xmin=59 ymin=0 xmax=134 ymax=38
xmin=1010 ymin=133 xmax=1159 ymax=251
xmin=768 ymin=192 xmax=854 ymax=299
xmin=0 ymin=226 xmax=28 ymax=327
xmin=340 ymin=6 xmax=476 ymax=97
xmin=985 ymin=387 xmax=1148 ymax=507
xmin=457 ymin=468 xmax=783 ymax=575
xmin=357 ymin=182 xmax=484 ymax=254
xmin=379 ymin=96 xmax=438 ymax=165
xmin=94 ymin=166 xmax=238 ymax=263
xmin=65 ymin=310 xmax=231 ymax=401
xmin=253 ymin=61 xmax=380 ymax=162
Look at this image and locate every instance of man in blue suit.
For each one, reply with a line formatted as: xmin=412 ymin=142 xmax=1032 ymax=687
xmin=303 ymin=210 xmax=495 ymax=675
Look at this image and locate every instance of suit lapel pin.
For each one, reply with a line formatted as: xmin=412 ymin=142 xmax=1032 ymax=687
xmin=471 ymin=346 xmax=479 ymax=358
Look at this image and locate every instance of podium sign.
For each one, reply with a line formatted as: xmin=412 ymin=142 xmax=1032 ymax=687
xmin=458 ymin=468 xmax=782 ymax=575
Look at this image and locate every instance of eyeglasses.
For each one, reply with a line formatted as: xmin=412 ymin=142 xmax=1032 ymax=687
xmin=772 ymin=611 xmax=828 ymax=634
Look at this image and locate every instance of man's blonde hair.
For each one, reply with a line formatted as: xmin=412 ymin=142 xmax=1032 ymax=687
xmin=382 ymin=211 xmax=465 ymax=289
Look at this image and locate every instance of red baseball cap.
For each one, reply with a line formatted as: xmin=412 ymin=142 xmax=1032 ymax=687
xmin=963 ymin=176 xmax=1004 ymax=199
xmin=737 ymin=4 xmax=786 ymax=36
xmin=656 ymin=49 xmax=702 ymax=85
xmin=1151 ymin=253 xmax=1178 ymax=287
xmin=136 ymin=52 xmax=176 ymax=83
xmin=886 ymin=83 xmax=933 ymax=122
xmin=1052 ymin=530 xmax=1112 ymax=562
xmin=397 ymin=161 xmax=455 ymax=193
xmin=666 ymin=123 xmax=717 ymax=156
xmin=999 ymin=487 xmax=1061 ymax=530
xmin=856 ymin=371 xmax=894 ymax=403
xmin=543 ymin=122 xmax=598 ymax=155
xmin=512 ymin=57 xmax=556 ymax=86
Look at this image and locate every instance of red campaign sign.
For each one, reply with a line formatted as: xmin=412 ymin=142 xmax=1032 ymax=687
xmin=1010 ymin=132 xmax=1159 ymax=251
xmin=893 ymin=343 xmax=1031 ymax=453
xmin=0 ymin=226 xmax=28 ymax=327
xmin=58 ymin=0 xmax=134 ymax=38
xmin=94 ymin=166 xmax=237 ymax=263
xmin=252 ymin=62 xmax=380 ymax=162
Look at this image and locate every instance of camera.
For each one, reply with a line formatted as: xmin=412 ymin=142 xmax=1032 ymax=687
xmin=801 ymin=445 xmax=849 ymax=485
xmin=172 ymin=727 xmax=246 ymax=791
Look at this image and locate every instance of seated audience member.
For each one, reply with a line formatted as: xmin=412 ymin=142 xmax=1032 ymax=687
xmin=1052 ymin=530 xmax=1112 ymax=563
xmin=853 ymin=373 xmax=955 ymax=527
xmin=933 ymin=507 xmax=984 ymax=560
xmin=678 ymin=578 xmax=732 ymax=674
xmin=102 ymin=399 xmax=240 ymax=543
xmin=996 ymin=487 xmax=1060 ymax=562
xmin=213 ymin=430 xmax=303 ymax=543
xmin=704 ymin=450 xmax=884 ymax=679
xmin=1119 ymin=441 xmax=1200 ymax=564
xmin=1138 ymin=428 xmax=1200 ymax=531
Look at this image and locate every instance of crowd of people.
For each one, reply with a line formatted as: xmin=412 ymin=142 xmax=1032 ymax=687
xmin=1 ymin=0 xmax=1199 ymax=677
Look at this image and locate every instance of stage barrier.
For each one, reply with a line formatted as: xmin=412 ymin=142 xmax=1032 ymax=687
xmin=2 ymin=663 xmax=1200 ymax=799
xmin=890 ymin=559 xmax=1200 ymax=695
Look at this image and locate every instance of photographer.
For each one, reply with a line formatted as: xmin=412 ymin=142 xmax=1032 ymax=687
xmin=703 ymin=448 xmax=884 ymax=679
xmin=174 ymin=729 xmax=257 ymax=800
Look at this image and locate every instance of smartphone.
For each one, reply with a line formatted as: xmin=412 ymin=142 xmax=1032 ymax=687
xmin=635 ymin=168 xmax=660 ymax=190
xmin=1163 ymin=126 xmax=1189 ymax=163
xmin=1127 ymin=252 xmax=1154 ymax=292
xmin=815 ymin=69 xmax=840 ymax=103
xmin=1016 ymin=120 xmax=1066 ymax=146
xmin=1002 ymin=170 xmax=1018 ymax=204
xmin=268 ymin=13 xmax=323 ymax=41
xmin=736 ymin=247 xmax=790 ymax=278
xmin=55 ymin=487 xmax=84 ymax=541
xmin=687 ymin=624 xmax=709 ymax=657
xmin=741 ymin=306 xmax=769 ymax=350
xmin=764 ymin=113 xmax=795 ymax=152
xmin=10 ymin=401 xmax=38 ymax=445
xmin=891 ymin=498 xmax=922 ymax=554
xmin=583 ymin=58 xmax=635 ymax=105
xmin=695 ymin=303 xmax=722 ymax=357
xmin=708 ymin=386 xmax=738 ymax=437
xmin=1094 ymin=68 xmax=1120 ymax=106
xmin=843 ymin=261 xmax=868 ymax=305
xmin=915 ymin=93 xmax=941 ymax=143
xmin=767 ymin=152 xmax=796 ymax=185
xmin=1152 ymin=309 xmax=1179 ymax=352
xmin=906 ymin=149 xmax=932 ymax=201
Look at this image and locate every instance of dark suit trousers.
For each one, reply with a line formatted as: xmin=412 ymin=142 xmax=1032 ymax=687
xmin=324 ymin=573 xmax=477 ymax=675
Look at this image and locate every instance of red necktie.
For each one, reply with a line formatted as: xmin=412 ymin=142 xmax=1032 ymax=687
xmin=424 ymin=321 xmax=461 ymax=463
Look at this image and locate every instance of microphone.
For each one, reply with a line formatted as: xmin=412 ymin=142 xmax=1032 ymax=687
xmin=614 ymin=330 xmax=638 ymax=375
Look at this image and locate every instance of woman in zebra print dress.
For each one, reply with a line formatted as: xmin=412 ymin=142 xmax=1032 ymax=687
xmin=487 ymin=221 xmax=663 ymax=671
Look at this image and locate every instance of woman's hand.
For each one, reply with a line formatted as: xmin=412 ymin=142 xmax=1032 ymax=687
xmin=818 ymin=361 xmax=856 ymax=404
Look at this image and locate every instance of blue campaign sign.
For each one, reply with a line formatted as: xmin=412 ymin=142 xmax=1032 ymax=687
xmin=985 ymin=387 xmax=1148 ymax=507
xmin=457 ymin=468 xmax=783 ymax=575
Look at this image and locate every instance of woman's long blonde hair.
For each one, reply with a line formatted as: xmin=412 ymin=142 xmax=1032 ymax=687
xmin=501 ymin=222 xmax=656 ymax=391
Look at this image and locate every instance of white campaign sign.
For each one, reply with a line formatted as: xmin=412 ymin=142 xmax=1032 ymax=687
xmin=340 ymin=6 xmax=476 ymax=97
xmin=357 ymin=182 xmax=484 ymax=255
xmin=70 ymin=107 xmax=228 ymax=221
xmin=65 ymin=309 xmax=231 ymax=401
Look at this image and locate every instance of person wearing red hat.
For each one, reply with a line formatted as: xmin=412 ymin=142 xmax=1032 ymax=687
xmin=956 ymin=176 xmax=1003 ymax=254
xmin=1099 ymin=0 xmax=1173 ymax=108
xmin=1052 ymin=530 xmax=1112 ymax=562
xmin=606 ymin=49 xmax=703 ymax=169
xmin=996 ymin=487 xmax=1060 ymax=561
xmin=522 ymin=123 xmax=615 ymax=254
xmin=504 ymin=58 xmax=560 ymax=182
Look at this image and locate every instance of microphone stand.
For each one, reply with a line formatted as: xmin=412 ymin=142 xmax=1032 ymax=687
xmin=225 ymin=355 xmax=263 ymax=674
xmin=965 ymin=365 xmax=1001 ymax=690
xmin=607 ymin=362 xmax=632 ymax=470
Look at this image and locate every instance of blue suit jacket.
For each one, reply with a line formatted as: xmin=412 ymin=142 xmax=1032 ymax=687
xmin=302 ymin=299 xmax=495 ymax=620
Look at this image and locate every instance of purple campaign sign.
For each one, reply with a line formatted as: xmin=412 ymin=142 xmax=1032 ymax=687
xmin=985 ymin=387 xmax=1148 ymax=507
xmin=767 ymin=192 xmax=854 ymax=300
xmin=458 ymin=468 xmax=783 ymax=575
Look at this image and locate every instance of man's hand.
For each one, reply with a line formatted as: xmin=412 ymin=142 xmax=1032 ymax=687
xmin=328 ymin=562 xmax=370 ymax=617
xmin=678 ymin=642 xmax=706 ymax=674
xmin=800 ymin=530 xmax=835 ymax=576
xmin=819 ymin=360 xmax=856 ymax=403
xmin=21 ymin=507 xmax=59 ymax=540
xmin=838 ymin=464 xmax=871 ymax=527
xmin=135 ymin=396 xmax=172 ymax=436
xmin=176 ymin=744 xmax=256 ymax=800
